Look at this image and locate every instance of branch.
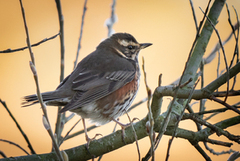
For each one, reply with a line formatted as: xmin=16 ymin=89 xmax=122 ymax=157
xmin=189 ymin=0 xmax=198 ymax=32
xmin=142 ymin=57 xmax=155 ymax=160
xmin=105 ymin=0 xmax=117 ymax=37
xmin=181 ymin=0 xmax=226 ymax=83
xmin=203 ymin=21 xmax=239 ymax=65
xmin=200 ymin=7 xmax=230 ymax=103
xmin=228 ymin=151 xmax=240 ymax=161
xmin=188 ymin=140 xmax=211 ymax=161
xmin=187 ymin=105 xmax=240 ymax=116
xmin=204 ymin=61 xmax=240 ymax=93
xmin=54 ymin=0 xmax=65 ymax=146
xmin=0 ymin=139 xmax=29 ymax=155
xmin=155 ymin=61 xmax=240 ymax=100
xmin=226 ymin=4 xmax=239 ymax=69
xmin=165 ymin=79 xmax=199 ymax=161
xmin=204 ymin=142 xmax=235 ymax=155
xmin=0 ymin=99 xmax=35 ymax=154
xmin=229 ymin=6 xmax=240 ymax=91
xmin=210 ymin=96 xmax=240 ymax=114
xmin=1 ymin=112 xmax=239 ymax=161
xmin=59 ymin=119 xmax=81 ymax=146
xmin=0 ymin=151 xmax=7 ymax=158
xmin=73 ymin=0 xmax=88 ymax=69
xmin=184 ymin=113 xmax=240 ymax=143
xmin=19 ymin=0 xmax=35 ymax=64
xmin=0 ymin=33 xmax=60 ymax=54
xmin=0 ymin=117 xmax=149 ymax=161
xmin=19 ymin=0 xmax=64 ymax=160
xmin=205 ymin=138 xmax=233 ymax=147
xmin=55 ymin=0 xmax=65 ymax=82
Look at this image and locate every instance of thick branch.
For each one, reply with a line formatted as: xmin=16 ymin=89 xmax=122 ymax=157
xmin=155 ymin=61 xmax=240 ymax=99
xmin=181 ymin=0 xmax=226 ymax=83
xmin=2 ymin=114 xmax=239 ymax=161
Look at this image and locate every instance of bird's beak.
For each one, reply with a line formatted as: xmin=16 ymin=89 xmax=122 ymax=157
xmin=140 ymin=43 xmax=152 ymax=49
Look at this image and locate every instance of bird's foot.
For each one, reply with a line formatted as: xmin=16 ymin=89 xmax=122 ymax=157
xmin=85 ymin=133 xmax=103 ymax=148
xmin=113 ymin=118 xmax=139 ymax=144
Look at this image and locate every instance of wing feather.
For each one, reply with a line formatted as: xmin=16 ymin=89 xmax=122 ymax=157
xmin=60 ymin=70 xmax=135 ymax=112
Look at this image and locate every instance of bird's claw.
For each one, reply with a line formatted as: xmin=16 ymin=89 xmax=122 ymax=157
xmin=85 ymin=133 xmax=103 ymax=148
xmin=113 ymin=117 xmax=139 ymax=144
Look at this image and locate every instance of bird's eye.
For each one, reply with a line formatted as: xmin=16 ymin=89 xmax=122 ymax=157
xmin=127 ymin=45 xmax=134 ymax=50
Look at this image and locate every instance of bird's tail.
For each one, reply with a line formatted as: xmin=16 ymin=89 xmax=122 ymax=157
xmin=22 ymin=94 xmax=39 ymax=107
xmin=22 ymin=91 xmax=66 ymax=107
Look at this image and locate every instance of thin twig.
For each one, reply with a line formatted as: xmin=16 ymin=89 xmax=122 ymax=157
xmin=0 ymin=139 xmax=29 ymax=155
xmin=226 ymin=4 xmax=239 ymax=69
xmin=204 ymin=142 xmax=235 ymax=155
xmin=204 ymin=112 xmax=219 ymax=121
xmin=0 ymin=99 xmax=35 ymax=154
xmin=183 ymin=104 xmax=240 ymax=121
xmin=199 ymin=60 xmax=205 ymax=121
xmin=98 ymin=119 xmax=118 ymax=161
xmin=0 ymin=151 xmax=7 ymax=158
xmin=203 ymin=61 xmax=240 ymax=94
xmin=165 ymin=79 xmax=200 ymax=161
xmin=19 ymin=0 xmax=63 ymax=160
xmin=55 ymin=0 xmax=65 ymax=82
xmin=106 ymin=0 xmax=117 ymax=37
xmin=158 ymin=74 xmax=162 ymax=87
xmin=65 ymin=113 xmax=76 ymax=123
xmin=150 ymin=1 xmax=212 ymax=156
xmin=174 ymin=18 xmax=238 ymax=87
xmin=127 ymin=97 xmax=148 ymax=112
xmin=210 ymin=96 xmax=240 ymax=114
xmin=73 ymin=0 xmax=88 ymax=69
xmin=191 ymin=105 xmax=240 ymax=116
xmin=142 ymin=57 xmax=155 ymax=161
xmin=54 ymin=0 xmax=65 ymax=147
xmin=189 ymin=0 xmax=198 ymax=32
xmin=186 ymin=103 xmax=203 ymax=131
xmin=228 ymin=151 xmax=240 ymax=161
xmin=19 ymin=0 xmax=35 ymax=64
xmin=59 ymin=118 xmax=81 ymax=146
xmin=179 ymin=78 xmax=193 ymax=88
xmin=200 ymin=7 xmax=230 ymax=103
xmin=214 ymin=90 xmax=240 ymax=97
xmin=228 ymin=5 xmax=240 ymax=91
xmin=206 ymin=138 xmax=233 ymax=147
xmin=64 ymin=125 xmax=97 ymax=141
xmin=125 ymin=110 xmax=141 ymax=161
xmin=189 ymin=140 xmax=211 ymax=161
xmin=0 ymin=33 xmax=60 ymax=53
xmin=203 ymin=21 xmax=237 ymax=65
xmin=185 ymin=113 xmax=240 ymax=144
xmin=216 ymin=50 xmax=221 ymax=90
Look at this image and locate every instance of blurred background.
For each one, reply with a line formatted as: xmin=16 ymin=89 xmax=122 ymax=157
xmin=0 ymin=0 xmax=240 ymax=160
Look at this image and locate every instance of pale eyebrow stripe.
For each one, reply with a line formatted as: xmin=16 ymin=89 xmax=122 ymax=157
xmin=117 ymin=39 xmax=139 ymax=47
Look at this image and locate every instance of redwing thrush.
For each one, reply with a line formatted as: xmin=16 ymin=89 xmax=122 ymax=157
xmin=23 ymin=33 xmax=152 ymax=145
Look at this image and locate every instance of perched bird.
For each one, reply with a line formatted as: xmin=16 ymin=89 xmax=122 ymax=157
xmin=23 ymin=33 xmax=152 ymax=145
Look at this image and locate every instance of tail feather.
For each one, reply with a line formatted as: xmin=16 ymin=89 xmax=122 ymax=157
xmin=22 ymin=94 xmax=39 ymax=107
xmin=22 ymin=91 xmax=68 ymax=107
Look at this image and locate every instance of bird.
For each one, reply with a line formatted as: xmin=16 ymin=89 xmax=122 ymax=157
xmin=22 ymin=32 xmax=152 ymax=146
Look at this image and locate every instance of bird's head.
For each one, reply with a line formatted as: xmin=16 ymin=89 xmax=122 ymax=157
xmin=98 ymin=33 xmax=152 ymax=61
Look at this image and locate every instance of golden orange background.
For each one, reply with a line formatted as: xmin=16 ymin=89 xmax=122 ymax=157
xmin=0 ymin=0 xmax=240 ymax=160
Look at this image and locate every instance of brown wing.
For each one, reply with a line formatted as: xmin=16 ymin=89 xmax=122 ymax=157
xmin=60 ymin=70 xmax=135 ymax=113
